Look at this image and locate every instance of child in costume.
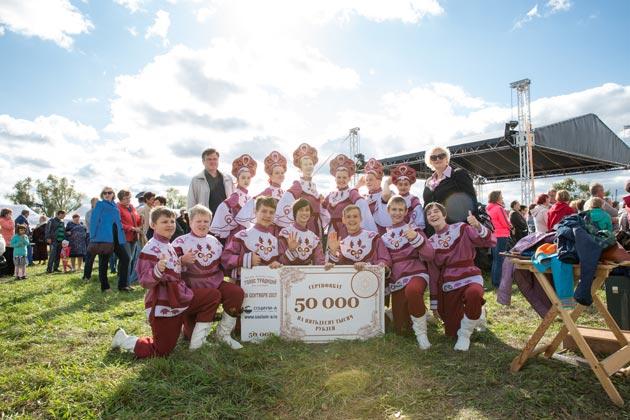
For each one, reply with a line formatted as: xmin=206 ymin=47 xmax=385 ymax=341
xmin=382 ymin=196 xmax=435 ymax=348
xmin=322 ymin=154 xmax=377 ymax=239
xmin=173 ymin=204 xmax=244 ymax=349
xmin=382 ymin=164 xmax=426 ymax=229
xmin=222 ymin=196 xmax=283 ymax=282
xmin=235 ymin=151 xmax=287 ymax=229
xmin=357 ymin=158 xmax=392 ymax=235
xmin=326 ymin=205 xmax=390 ymax=273
xmin=210 ymin=154 xmax=257 ymax=241
xmin=426 ymin=202 xmax=495 ymax=351
xmin=278 ymin=198 xmax=325 ymax=266
xmin=112 ymin=207 xmax=221 ymax=357
xmin=275 ymin=143 xmax=329 ymax=237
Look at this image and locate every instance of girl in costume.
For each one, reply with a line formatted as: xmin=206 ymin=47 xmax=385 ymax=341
xmin=210 ymin=154 xmax=257 ymax=241
xmin=322 ymin=154 xmax=377 ymax=239
xmin=275 ymin=143 xmax=329 ymax=237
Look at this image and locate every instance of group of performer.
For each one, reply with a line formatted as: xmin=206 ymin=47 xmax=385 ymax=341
xmin=111 ymin=142 xmax=496 ymax=358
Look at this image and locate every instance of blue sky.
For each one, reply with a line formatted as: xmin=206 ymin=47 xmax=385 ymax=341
xmin=1 ymin=0 xmax=628 ymax=207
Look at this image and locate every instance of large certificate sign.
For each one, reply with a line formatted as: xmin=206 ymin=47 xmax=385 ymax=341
xmin=241 ymin=265 xmax=384 ymax=343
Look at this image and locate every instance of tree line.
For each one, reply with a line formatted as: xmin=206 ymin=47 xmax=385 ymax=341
xmin=5 ymin=175 xmax=187 ymax=216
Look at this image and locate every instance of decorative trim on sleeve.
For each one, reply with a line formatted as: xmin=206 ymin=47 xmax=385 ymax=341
xmin=243 ymin=252 xmax=253 ymax=269
xmin=285 ymin=249 xmax=297 ymax=262
xmin=409 ymin=233 xmax=424 ymax=248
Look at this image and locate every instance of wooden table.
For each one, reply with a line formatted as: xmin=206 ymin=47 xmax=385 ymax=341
xmin=509 ymin=258 xmax=630 ymax=406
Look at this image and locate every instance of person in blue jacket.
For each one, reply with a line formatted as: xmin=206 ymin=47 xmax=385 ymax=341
xmin=90 ymin=186 xmax=132 ymax=292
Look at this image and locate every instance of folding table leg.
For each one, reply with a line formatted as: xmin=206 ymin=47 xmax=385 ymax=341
xmin=543 ymin=305 xmax=586 ymax=358
xmin=558 ymin=307 xmax=624 ymax=407
xmin=510 ymin=306 xmax=558 ymax=373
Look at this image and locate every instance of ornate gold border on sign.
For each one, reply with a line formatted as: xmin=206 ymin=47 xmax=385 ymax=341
xmin=279 ymin=267 xmax=307 ymax=339
xmin=277 ymin=266 xmax=384 ymax=341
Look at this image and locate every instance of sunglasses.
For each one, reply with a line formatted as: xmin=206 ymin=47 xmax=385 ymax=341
xmin=103 ymin=191 xmax=114 ymax=195
xmin=429 ymin=152 xmax=447 ymax=162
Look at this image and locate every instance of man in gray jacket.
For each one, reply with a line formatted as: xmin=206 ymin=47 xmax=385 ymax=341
xmin=187 ymin=148 xmax=234 ymax=214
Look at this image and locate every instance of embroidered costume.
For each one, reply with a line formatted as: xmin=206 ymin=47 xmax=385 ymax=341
xmin=278 ymin=223 xmax=325 ymax=265
xmin=382 ymin=222 xmax=435 ymax=335
xmin=275 ymin=143 xmax=329 ymax=236
xmin=322 ymin=154 xmax=377 ymax=238
xmin=428 ymin=222 xmax=496 ymax=337
xmin=210 ymin=154 xmax=257 ymax=239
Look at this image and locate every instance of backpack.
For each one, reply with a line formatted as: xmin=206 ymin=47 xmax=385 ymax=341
xmin=476 ymin=203 xmax=495 ymax=233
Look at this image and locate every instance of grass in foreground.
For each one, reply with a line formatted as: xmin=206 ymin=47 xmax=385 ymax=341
xmin=1 ymin=265 xmax=629 ymax=419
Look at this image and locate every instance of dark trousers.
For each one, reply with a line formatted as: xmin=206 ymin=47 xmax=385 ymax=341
xmin=97 ymin=241 xmax=130 ymax=291
xmin=47 ymin=241 xmax=62 ymax=272
xmin=83 ymin=251 xmax=94 ymax=279
xmin=1 ymin=247 xmax=14 ymax=276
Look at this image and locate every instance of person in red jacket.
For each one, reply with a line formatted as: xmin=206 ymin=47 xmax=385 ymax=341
xmin=117 ymin=189 xmax=143 ymax=284
xmin=546 ymin=190 xmax=576 ymax=231
xmin=485 ymin=191 xmax=511 ymax=288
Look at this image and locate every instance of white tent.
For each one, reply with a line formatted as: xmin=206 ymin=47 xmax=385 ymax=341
xmin=0 ymin=204 xmax=45 ymax=226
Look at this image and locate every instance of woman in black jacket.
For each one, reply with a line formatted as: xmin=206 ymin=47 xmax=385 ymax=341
xmin=423 ymin=145 xmax=479 ymax=235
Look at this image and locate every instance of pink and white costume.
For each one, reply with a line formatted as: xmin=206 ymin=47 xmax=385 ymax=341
xmin=362 ymin=158 xmax=391 ymax=234
xmin=278 ymin=223 xmax=325 ymax=265
xmin=327 ymin=228 xmax=391 ymax=267
xmin=428 ymin=222 xmax=496 ymax=336
xmin=322 ymin=153 xmax=376 ymax=238
xmin=382 ymin=222 xmax=434 ymax=334
xmin=173 ymin=232 xmax=244 ymax=338
xmin=390 ymin=164 xmax=426 ymax=229
xmin=275 ymin=144 xmax=329 ymax=236
xmin=221 ymin=224 xmax=280 ymax=280
xmin=235 ymin=151 xmax=287 ymax=229
xmin=210 ymin=154 xmax=257 ymax=239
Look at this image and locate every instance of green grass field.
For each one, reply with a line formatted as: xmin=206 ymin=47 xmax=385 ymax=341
xmin=1 ymin=265 xmax=629 ymax=419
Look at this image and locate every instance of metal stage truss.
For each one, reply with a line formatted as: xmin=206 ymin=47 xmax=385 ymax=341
xmin=376 ymin=113 xmax=630 ymax=188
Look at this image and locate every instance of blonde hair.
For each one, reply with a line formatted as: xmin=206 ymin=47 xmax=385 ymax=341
xmin=342 ymin=204 xmax=361 ymax=218
xmin=387 ymin=195 xmax=407 ymax=210
xmin=584 ymin=197 xmax=603 ymax=211
xmin=189 ymin=204 xmax=212 ymax=221
xmin=424 ymin=145 xmax=451 ymax=171
xmin=556 ymin=190 xmax=571 ymax=203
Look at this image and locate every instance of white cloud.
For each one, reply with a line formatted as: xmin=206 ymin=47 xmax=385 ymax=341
xmin=113 ymin=0 xmax=144 ymax=13
xmin=0 ymin=114 xmax=99 ymax=145
xmin=145 ymin=9 xmax=170 ymax=46
xmin=193 ymin=0 xmax=444 ymax=36
xmin=513 ymin=4 xmax=540 ymax=30
xmin=547 ymin=0 xmax=571 ymax=14
xmin=107 ymin=38 xmax=359 ymax=144
xmin=0 ymin=0 xmax=93 ymax=49
xmin=513 ymin=0 xmax=571 ymax=30
xmin=127 ymin=26 xmax=138 ymax=37
xmin=0 ymin=26 xmax=4 ymax=36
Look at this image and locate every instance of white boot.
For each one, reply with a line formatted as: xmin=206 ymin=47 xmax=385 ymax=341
xmin=476 ymin=307 xmax=487 ymax=332
xmin=454 ymin=315 xmax=479 ymax=351
xmin=410 ymin=314 xmax=431 ymax=350
xmin=189 ymin=322 xmax=212 ymax=350
xmin=216 ymin=313 xmax=243 ymax=350
xmin=112 ymin=328 xmax=138 ymax=352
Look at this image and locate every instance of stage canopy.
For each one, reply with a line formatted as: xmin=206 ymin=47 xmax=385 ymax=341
xmin=377 ymin=114 xmax=630 ymax=182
